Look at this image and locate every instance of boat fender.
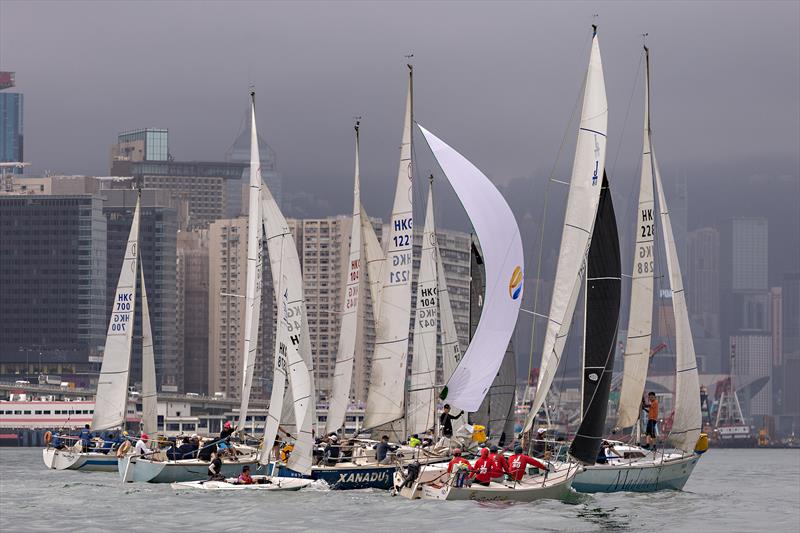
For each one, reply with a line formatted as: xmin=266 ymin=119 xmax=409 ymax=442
xmin=694 ymin=433 xmax=709 ymax=455
xmin=117 ymin=440 xmax=131 ymax=457
xmin=44 ymin=431 xmax=52 ymax=445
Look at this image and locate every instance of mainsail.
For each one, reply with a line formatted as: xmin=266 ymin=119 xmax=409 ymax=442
xmin=569 ymin=172 xmax=621 ymax=464
xmin=326 ymin=121 xmax=364 ymax=435
xmin=92 ymin=196 xmax=140 ymax=431
xmin=653 ymin=154 xmax=701 ymax=453
xmin=139 ymin=258 xmax=158 ymax=436
xmin=616 ymin=46 xmax=656 ymax=430
xmin=363 ymin=66 xmax=414 ymax=429
xmin=525 ymin=27 xmax=608 ymax=432
xmin=407 ymin=181 xmax=439 ymax=435
xmin=417 ymin=124 xmax=524 ymax=412
xmin=236 ymin=92 xmax=264 ymax=432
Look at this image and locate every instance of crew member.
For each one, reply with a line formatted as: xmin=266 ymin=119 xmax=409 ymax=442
xmin=446 ymin=448 xmax=470 ymax=473
xmin=439 ymin=404 xmax=463 ymax=439
xmin=643 ymin=392 xmax=659 ymax=448
xmin=508 ymin=445 xmax=549 ymax=481
xmin=470 ymin=447 xmax=492 ymax=486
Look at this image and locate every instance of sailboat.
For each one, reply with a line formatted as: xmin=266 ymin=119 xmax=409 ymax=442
xmin=572 ymin=45 xmax=707 ymax=493
xmin=44 ymin=194 xmax=153 ymax=472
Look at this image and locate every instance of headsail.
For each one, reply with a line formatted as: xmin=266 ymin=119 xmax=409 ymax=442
xmin=417 ymin=125 xmax=524 ymax=412
xmin=654 ymin=155 xmax=701 ymax=453
xmin=569 ymin=172 xmax=621 ymax=464
xmin=139 ymin=257 xmax=158 ymax=436
xmin=92 ymin=196 xmax=140 ymax=431
xmin=236 ymin=92 xmax=264 ymax=432
xmin=407 ymin=180 xmax=438 ymax=436
xmin=524 ymin=27 xmax=608 ymax=433
xmin=326 ymin=121 xmax=363 ymax=435
xmin=616 ymin=46 xmax=656 ymax=430
xmin=363 ymin=66 xmax=414 ymax=430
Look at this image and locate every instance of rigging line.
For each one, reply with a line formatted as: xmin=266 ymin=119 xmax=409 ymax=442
xmin=525 ymin=39 xmax=590 ymax=398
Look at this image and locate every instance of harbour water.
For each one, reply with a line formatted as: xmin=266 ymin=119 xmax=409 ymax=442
xmin=3 ymin=448 xmax=798 ymax=532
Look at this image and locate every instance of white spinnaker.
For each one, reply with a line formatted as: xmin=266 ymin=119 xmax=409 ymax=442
xmin=361 ymin=206 xmax=385 ymax=322
xmin=417 ymin=125 xmax=524 ymax=412
xmin=139 ymin=259 xmax=158 ymax=436
xmin=363 ymin=68 xmax=414 ymax=429
xmin=617 ymin=48 xmax=656 ymax=429
xmin=407 ymin=183 xmax=438 ymax=435
xmin=524 ymin=30 xmax=607 ymax=432
xmin=236 ymin=94 xmax=264 ymax=432
xmin=654 ymin=153 xmax=701 ymax=453
xmin=92 ymin=196 xmax=140 ymax=431
xmin=326 ymin=123 xmax=363 ymax=435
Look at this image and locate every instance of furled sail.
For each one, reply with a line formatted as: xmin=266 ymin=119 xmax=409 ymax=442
xmin=92 ymin=196 xmax=140 ymax=431
xmin=363 ymin=67 xmax=414 ymax=429
xmin=524 ymin=27 xmax=608 ymax=433
xmin=236 ymin=92 xmax=264 ymax=432
xmin=139 ymin=258 xmax=158 ymax=436
xmin=418 ymin=125 xmax=524 ymax=412
xmin=569 ymin=172 xmax=621 ymax=464
xmin=326 ymin=121 xmax=364 ymax=435
xmin=616 ymin=46 xmax=656 ymax=430
xmin=407 ymin=181 xmax=438 ymax=436
xmin=653 ymin=155 xmax=701 ymax=453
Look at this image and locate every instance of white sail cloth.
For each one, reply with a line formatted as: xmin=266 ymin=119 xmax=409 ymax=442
xmin=418 ymin=124 xmax=524 ymax=412
xmin=92 ymin=197 xmax=140 ymax=431
xmin=407 ymin=183 xmax=439 ymax=435
xmin=364 ymin=71 xmax=414 ymax=429
xmin=654 ymin=153 xmax=701 ymax=453
xmin=524 ymin=31 xmax=607 ymax=432
xmin=139 ymin=260 xmax=158 ymax=436
xmin=616 ymin=50 xmax=656 ymax=429
xmin=326 ymin=124 xmax=363 ymax=435
xmin=236 ymin=96 xmax=264 ymax=432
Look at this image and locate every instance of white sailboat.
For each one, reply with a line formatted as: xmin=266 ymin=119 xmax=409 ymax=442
xmin=43 ymin=195 xmax=144 ymax=472
xmin=572 ymin=45 xmax=707 ymax=493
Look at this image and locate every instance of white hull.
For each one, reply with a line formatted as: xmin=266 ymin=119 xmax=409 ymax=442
xmin=171 ymin=475 xmax=312 ymax=491
xmin=573 ymin=452 xmax=702 ymax=493
xmin=118 ymin=453 xmax=260 ymax=483
xmin=42 ymin=447 xmax=118 ymax=472
xmin=420 ymin=462 xmax=580 ymax=502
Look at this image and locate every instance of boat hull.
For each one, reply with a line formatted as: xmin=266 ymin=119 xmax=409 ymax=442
xmin=42 ymin=447 xmax=118 ymax=472
xmin=171 ymin=476 xmax=312 ymax=491
xmin=572 ymin=453 xmax=701 ymax=493
xmin=270 ymin=462 xmax=397 ymax=490
xmin=118 ymin=454 xmax=260 ymax=483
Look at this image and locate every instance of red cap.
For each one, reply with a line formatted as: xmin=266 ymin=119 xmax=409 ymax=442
xmin=141 ymin=433 xmax=149 ymax=441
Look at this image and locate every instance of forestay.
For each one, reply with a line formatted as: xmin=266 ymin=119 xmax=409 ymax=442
xmin=139 ymin=259 xmax=158 ymax=436
xmin=326 ymin=122 xmax=364 ymax=435
xmin=418 ymin=124 xmax=524 ymax=412
xmin=92 ymin=196 xmax=140 ymax=431
xmin=616 ymin=46 xmax=656 ymax=430
xmin=524 ymin=28 xmax=608 ymax=432
xmin=364 ymin=67 xmax=414 ymax=429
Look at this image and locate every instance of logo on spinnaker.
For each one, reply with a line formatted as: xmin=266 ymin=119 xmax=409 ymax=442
xmin=508 ymin=266 xmax=523 ymax=300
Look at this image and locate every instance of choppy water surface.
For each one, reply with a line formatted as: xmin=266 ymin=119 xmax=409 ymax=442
xmin=2 ymin=448 xmax=798 ymax=532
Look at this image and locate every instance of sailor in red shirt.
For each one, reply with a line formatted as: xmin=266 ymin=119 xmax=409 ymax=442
xmin=447 ymin=448 xmax=471 ymax=473
xmin=508 ymin=445 xmax=549 ymax=482
xmin=487 ymin=445 xmax=510 ymax=482
xmin=470 ymin=447 xmax=493 ymax=486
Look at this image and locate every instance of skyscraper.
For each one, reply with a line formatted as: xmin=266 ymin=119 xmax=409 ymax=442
xmin=177 ymin=229 xmax=210 ymax=394
xmin=687 ymin=227 xmax=720 ymax=337
xmin=0 ymin=72 xmax=23 ymax=173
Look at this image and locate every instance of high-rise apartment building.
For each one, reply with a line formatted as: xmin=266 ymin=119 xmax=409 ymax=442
xmin=731 ymin=334 xmax=772 ymax=418
xmin=103 ymin=189 xmax=179 ymax=391
xmin=0 ymin=194 xmax=107 ymax=382
xmin=111 ymin=128 xmax=169 ymax=163
xmin=687 ymin=227 xmax=720 ymax=337
xmin=0 ymin=71 xmax=23 ymax=173
xmin=177 ymin=229 xmax=210 ymax=394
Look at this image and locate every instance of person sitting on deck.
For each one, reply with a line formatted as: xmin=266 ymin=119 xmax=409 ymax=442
xmin=508 ymin=445 xmax=549 ymax=481
xmin=374 ymin=435 xmax=398 ymax=465
xmin=408 ymin=434 xmax=422 ymax=448
xmin=197 ymin=438 xmax=216 ymax=461
xmin=207 ymin=452 xmax=225 ymax=481
xmin=487 ymin=445 xmax=509 ymax=482
xmin=51 ymin=431 xmax=64 ymax=450
xmin=532 ymin=427 xmax=548 ymax=458
xmin=470 ymin=447 xmax=493 ymax=486
xmin=446 ymin=448 xmax=471 ymax=473
xmin=237 ymin=465 xmax=254 ymax=485
xmin=134 ymin=433 xmax=151 ymax=457
xmin=176 ymin=437 xmax=198 ymax=459
xmin=219 ymin=421 xmax=235 ymax=448
xmin=323 ymin=435 xmax=340 ymax=465
xmin=100 ymin=432 xmax=115 ymax=454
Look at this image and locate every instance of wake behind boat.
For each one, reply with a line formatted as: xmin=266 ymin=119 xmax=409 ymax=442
xmin=171 ymin=475 xmax=311 ymax=491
